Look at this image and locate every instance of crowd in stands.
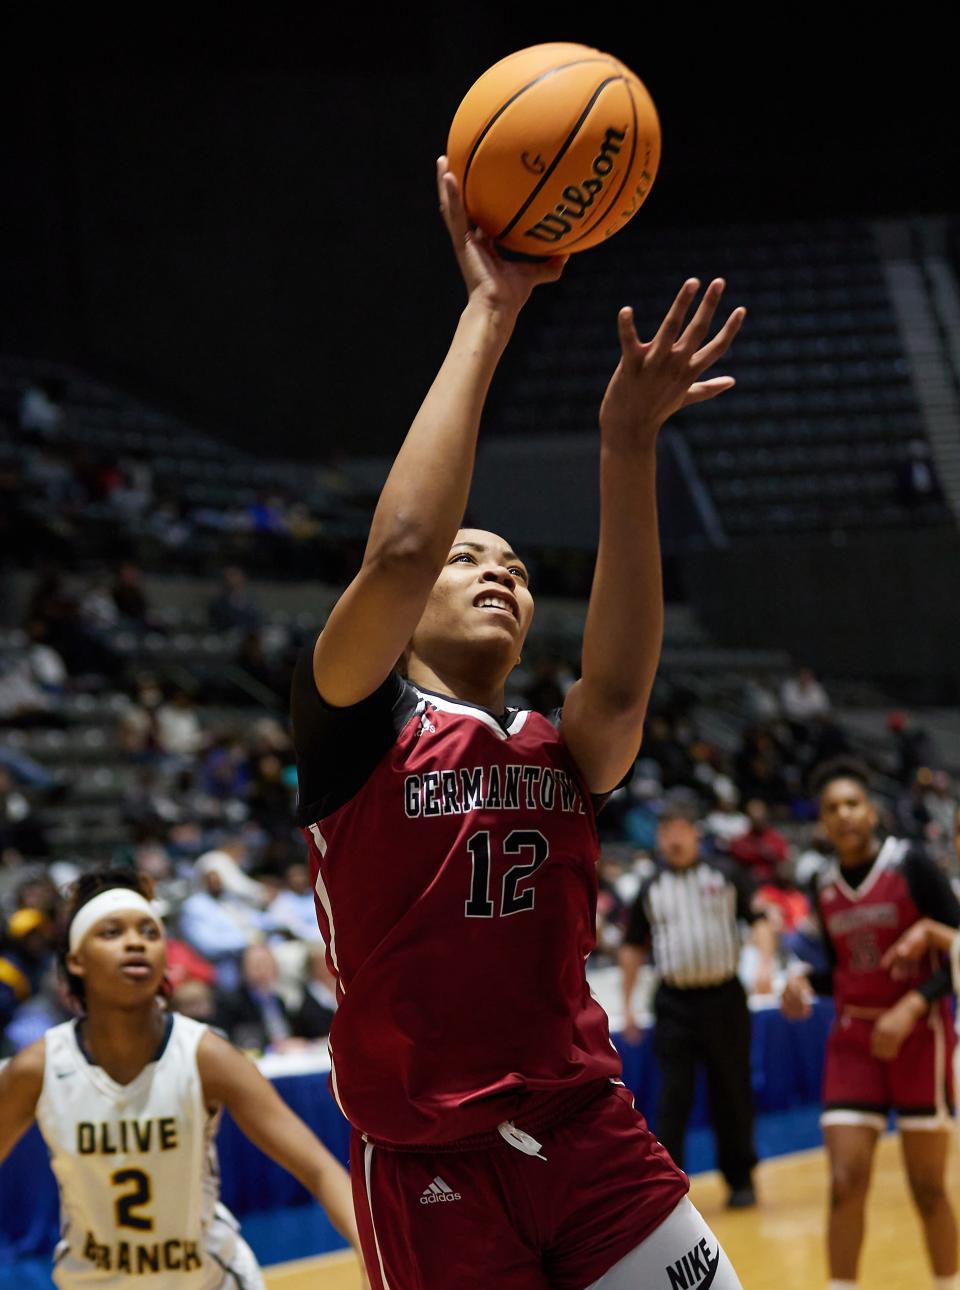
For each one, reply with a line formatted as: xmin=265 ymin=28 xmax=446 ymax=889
xmin=3 ymin=379 xmax=960 ymax=1057
xmin=2 ymin=379 xmax=365 ymax=585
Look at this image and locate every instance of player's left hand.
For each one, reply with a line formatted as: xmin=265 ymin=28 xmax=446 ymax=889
xmin=599 ymin=278 xmax=746 ymax=451
xmin=881 ymin=919 xmax=933 ymax=975
xmin=871 ymin=993 xmax=926 ymax=1061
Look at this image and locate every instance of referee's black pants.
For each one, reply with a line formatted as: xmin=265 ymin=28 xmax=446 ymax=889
xmin=652 ymin=976 xmax=757 ymax=1190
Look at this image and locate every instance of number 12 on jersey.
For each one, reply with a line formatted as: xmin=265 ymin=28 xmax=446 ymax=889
xmin=465 ymin=830 xmax=549 ymax=918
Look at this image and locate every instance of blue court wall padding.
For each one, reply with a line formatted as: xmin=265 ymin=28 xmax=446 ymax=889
xmin=0 ymin=1000 xmax=833 ymax=1265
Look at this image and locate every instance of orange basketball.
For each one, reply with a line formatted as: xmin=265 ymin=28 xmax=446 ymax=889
xmin=447 ymin=42 xmax=660 ymax=257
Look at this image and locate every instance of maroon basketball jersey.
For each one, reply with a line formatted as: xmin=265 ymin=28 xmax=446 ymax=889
xmin=815 ymin=837 xmax=938 ymax=1011
xmin=298 ymin=676 xmax=621 ymax=1147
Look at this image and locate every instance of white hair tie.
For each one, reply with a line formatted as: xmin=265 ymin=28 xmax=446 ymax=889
xmin=68 ymin=889 xmax=163 ymax=953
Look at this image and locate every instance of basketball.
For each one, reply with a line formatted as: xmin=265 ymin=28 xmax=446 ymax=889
xmin=446 ymin=42 xmax=661 ymax=257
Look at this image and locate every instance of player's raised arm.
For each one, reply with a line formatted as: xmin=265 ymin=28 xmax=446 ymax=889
xmin=197 ymin=1031 xmax=364 ymax=1267
xmin=561 ymin=279 xmax=745 ymax=792
xmin=0 ymin=1039 xmax=44 ymax=1165
xmin=311 ymin=159 xmax=565 ymax=708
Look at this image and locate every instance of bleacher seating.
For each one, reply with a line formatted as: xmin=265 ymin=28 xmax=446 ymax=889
xmin=491 ymin=218 xmax=952 ymax=536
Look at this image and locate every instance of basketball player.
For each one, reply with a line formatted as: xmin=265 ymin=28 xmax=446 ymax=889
xmin=882 ymin=804 xmax=960 ymax=971
xmin=0 ymin=870 xmax=365 ymax=1289
xmin=781 ymin=759 xmax=960 ymax=1290
xmin=290 ymin=156 xmax=747 ymax=1288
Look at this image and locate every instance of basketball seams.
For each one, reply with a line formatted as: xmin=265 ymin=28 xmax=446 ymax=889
xmin=493 ymin=76 xmax=625 ymax=241
xmin=449 ymin=44 xmax=659 ymax=254
xmin=460 ymin=57 xmax=616 ymax=208
xmin=560 ymin=77 xmax=641 ymax=250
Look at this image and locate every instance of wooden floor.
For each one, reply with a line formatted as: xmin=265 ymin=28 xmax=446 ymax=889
xmin=264 ymin=1133 xmax=958 ymax=1288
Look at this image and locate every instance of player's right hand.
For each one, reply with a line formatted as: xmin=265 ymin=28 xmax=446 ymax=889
xmin=880 ymin=919 xmax=933 ymax=973
xmin=436 ymin=157 xmax=566 ymax=318
xmin=780 ymin=973 xmax=814 ymax=1021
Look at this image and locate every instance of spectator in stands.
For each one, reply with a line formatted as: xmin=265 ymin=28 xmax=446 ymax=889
xmin=728 ymin=798 xmax=791 ymax=883
xmin=112 ymin=452 xmax=154 ymax=516
xmin=269 ymin=863 xmax=323 ymax=943
xmin=780 ymin=666 xmax=830 ymax=732
xmin=896 ymin=438 xmax=940 ymax=514
xmin=743 ymin=676 xmax=781 ymax=724
xmin=169 ymin=977 xmax=217 ymax=1023
xmin=736 ymin=726 xmax=791 ymax=809
xmin=2 ymin=970 xmax=73 ymax=1053
xmin=0 ymin=744 xmax=61 ymax=795
xmin=246 ymin=723 xmax=296 ymax=831
xmin=146 ymin=494 xmax=193 ymax=554
xmin=27 ymin=568 xmax=119 ymax=678
xmin=0 ymin=652 xmax=60 ymax=729
xmin=887 ymin=710 xmax=935 ymax=786
xmin=595 ymin=852 xmax=629 ymax=962
xmin=236 ymin=630 xmax=284 ymax=698
xmin=215 ymin=943 xmax=299 ymax=1054
xmin=178 ymin=846 xmax=271 ymax=988
xmin=293 ymin=946 xmax=338 ymax=1041
xmin=111 ymin=560 xmax=152 ymax=628
xmin=703 ymin=779 xmax=750 ymax=853
xmin=523 ymin=656 xmax=567 ymax=715
xmin=24 ymin=443 xmax=80 ymax=506
xmin=156 ymin=687 xmax=205 ymax=759
xmin=117 ymin=674 xmax=164 ymax=759
xmin=0 ymin=908 xmax=55 ymax=1047
xmin=18 ymin=379 xmax=64 ymax=436
xmin=200 ymin=735 xmax=251 ymax=802
xmin=793 ymin=821 xmax=834 ymax=886
xmin=0 ymin=769 xmax=50 ymax=857
xmin=11 ymin=874 xmax=62 ymax=924
xmin=80 ymin=574 xmax=122 ymax=631
xmin=922 ymin=769 xmax=958 ymax=861
xmin=641 ymin=713 xmax=694 ymax=790
xmin=208 ymin=565 xmax=261 ymax=633
xmin=247 ymin=493 xmax=288 ymax=537
xmin=25 ymin=619 xmax=67 ymax=698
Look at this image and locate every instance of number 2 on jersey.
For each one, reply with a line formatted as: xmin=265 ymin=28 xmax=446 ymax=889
xmin=111 ymin=1168 xmax=154 ymax=1231
xmin=465 ymin=830 xmax=549 ymax=918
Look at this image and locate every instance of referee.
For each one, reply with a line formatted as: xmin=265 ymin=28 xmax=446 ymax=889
xmin=619 ymin=797 xmax=776 ymax=1207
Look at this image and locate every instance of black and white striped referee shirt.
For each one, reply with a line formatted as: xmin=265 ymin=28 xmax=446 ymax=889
xmin=623 ymin=857 xmax=761 ymax=988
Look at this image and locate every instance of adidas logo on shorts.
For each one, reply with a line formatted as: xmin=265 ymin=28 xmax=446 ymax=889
xmin=419 ymin=1176 xmax=462 ymax=1205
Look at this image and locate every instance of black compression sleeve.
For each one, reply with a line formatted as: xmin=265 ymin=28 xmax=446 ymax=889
xmin=903 ymin=850 xmax=960 ymax=926
xmin=623 ymin=882 xmax=652 ymax=949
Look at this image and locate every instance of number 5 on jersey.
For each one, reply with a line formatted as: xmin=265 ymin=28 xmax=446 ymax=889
xmin=465 ymin=830 xmax=549 ymax=918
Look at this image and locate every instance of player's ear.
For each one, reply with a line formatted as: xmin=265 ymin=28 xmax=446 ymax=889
xmin=65 ymin=949 xmax=85 ymax=980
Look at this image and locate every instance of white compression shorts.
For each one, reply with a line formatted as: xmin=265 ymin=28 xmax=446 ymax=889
xmin=585 ymin=1196 xmax=744 ymax=1290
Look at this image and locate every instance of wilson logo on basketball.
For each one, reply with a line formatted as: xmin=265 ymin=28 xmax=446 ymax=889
xmin=523 ymin=125 xmax=628 ymax=245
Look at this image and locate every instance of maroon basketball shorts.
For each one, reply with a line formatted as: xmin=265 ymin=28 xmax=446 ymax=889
xmin=821 ymin=1000 xmax=956 ymax=1132
xmin=350 ymin=1083 xmax=690 ymax=1290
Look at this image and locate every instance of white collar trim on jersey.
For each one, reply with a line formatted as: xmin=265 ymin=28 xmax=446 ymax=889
xmin=413 ymin=688 xmax=529 ymax=741
xmin=830 ymin=835 xmax=906 ymax=903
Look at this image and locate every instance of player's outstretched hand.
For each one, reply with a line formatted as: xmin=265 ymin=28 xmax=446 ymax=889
xmin=599 ymin=278 xmax=746 ymax=451
xmin=437 ymin=156 xmax=567 ymax=318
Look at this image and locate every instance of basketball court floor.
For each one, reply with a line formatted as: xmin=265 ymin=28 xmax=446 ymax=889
xmin=264 ymin=1133 xmax=957 ymax=1288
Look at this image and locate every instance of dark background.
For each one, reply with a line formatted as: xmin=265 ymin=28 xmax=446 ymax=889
xmin=2 ymin=7 xmax=953 ymax=457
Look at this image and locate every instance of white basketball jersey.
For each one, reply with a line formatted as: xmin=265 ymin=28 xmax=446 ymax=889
xmin=36 ymin=1013 xmax=248 ymax=1288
